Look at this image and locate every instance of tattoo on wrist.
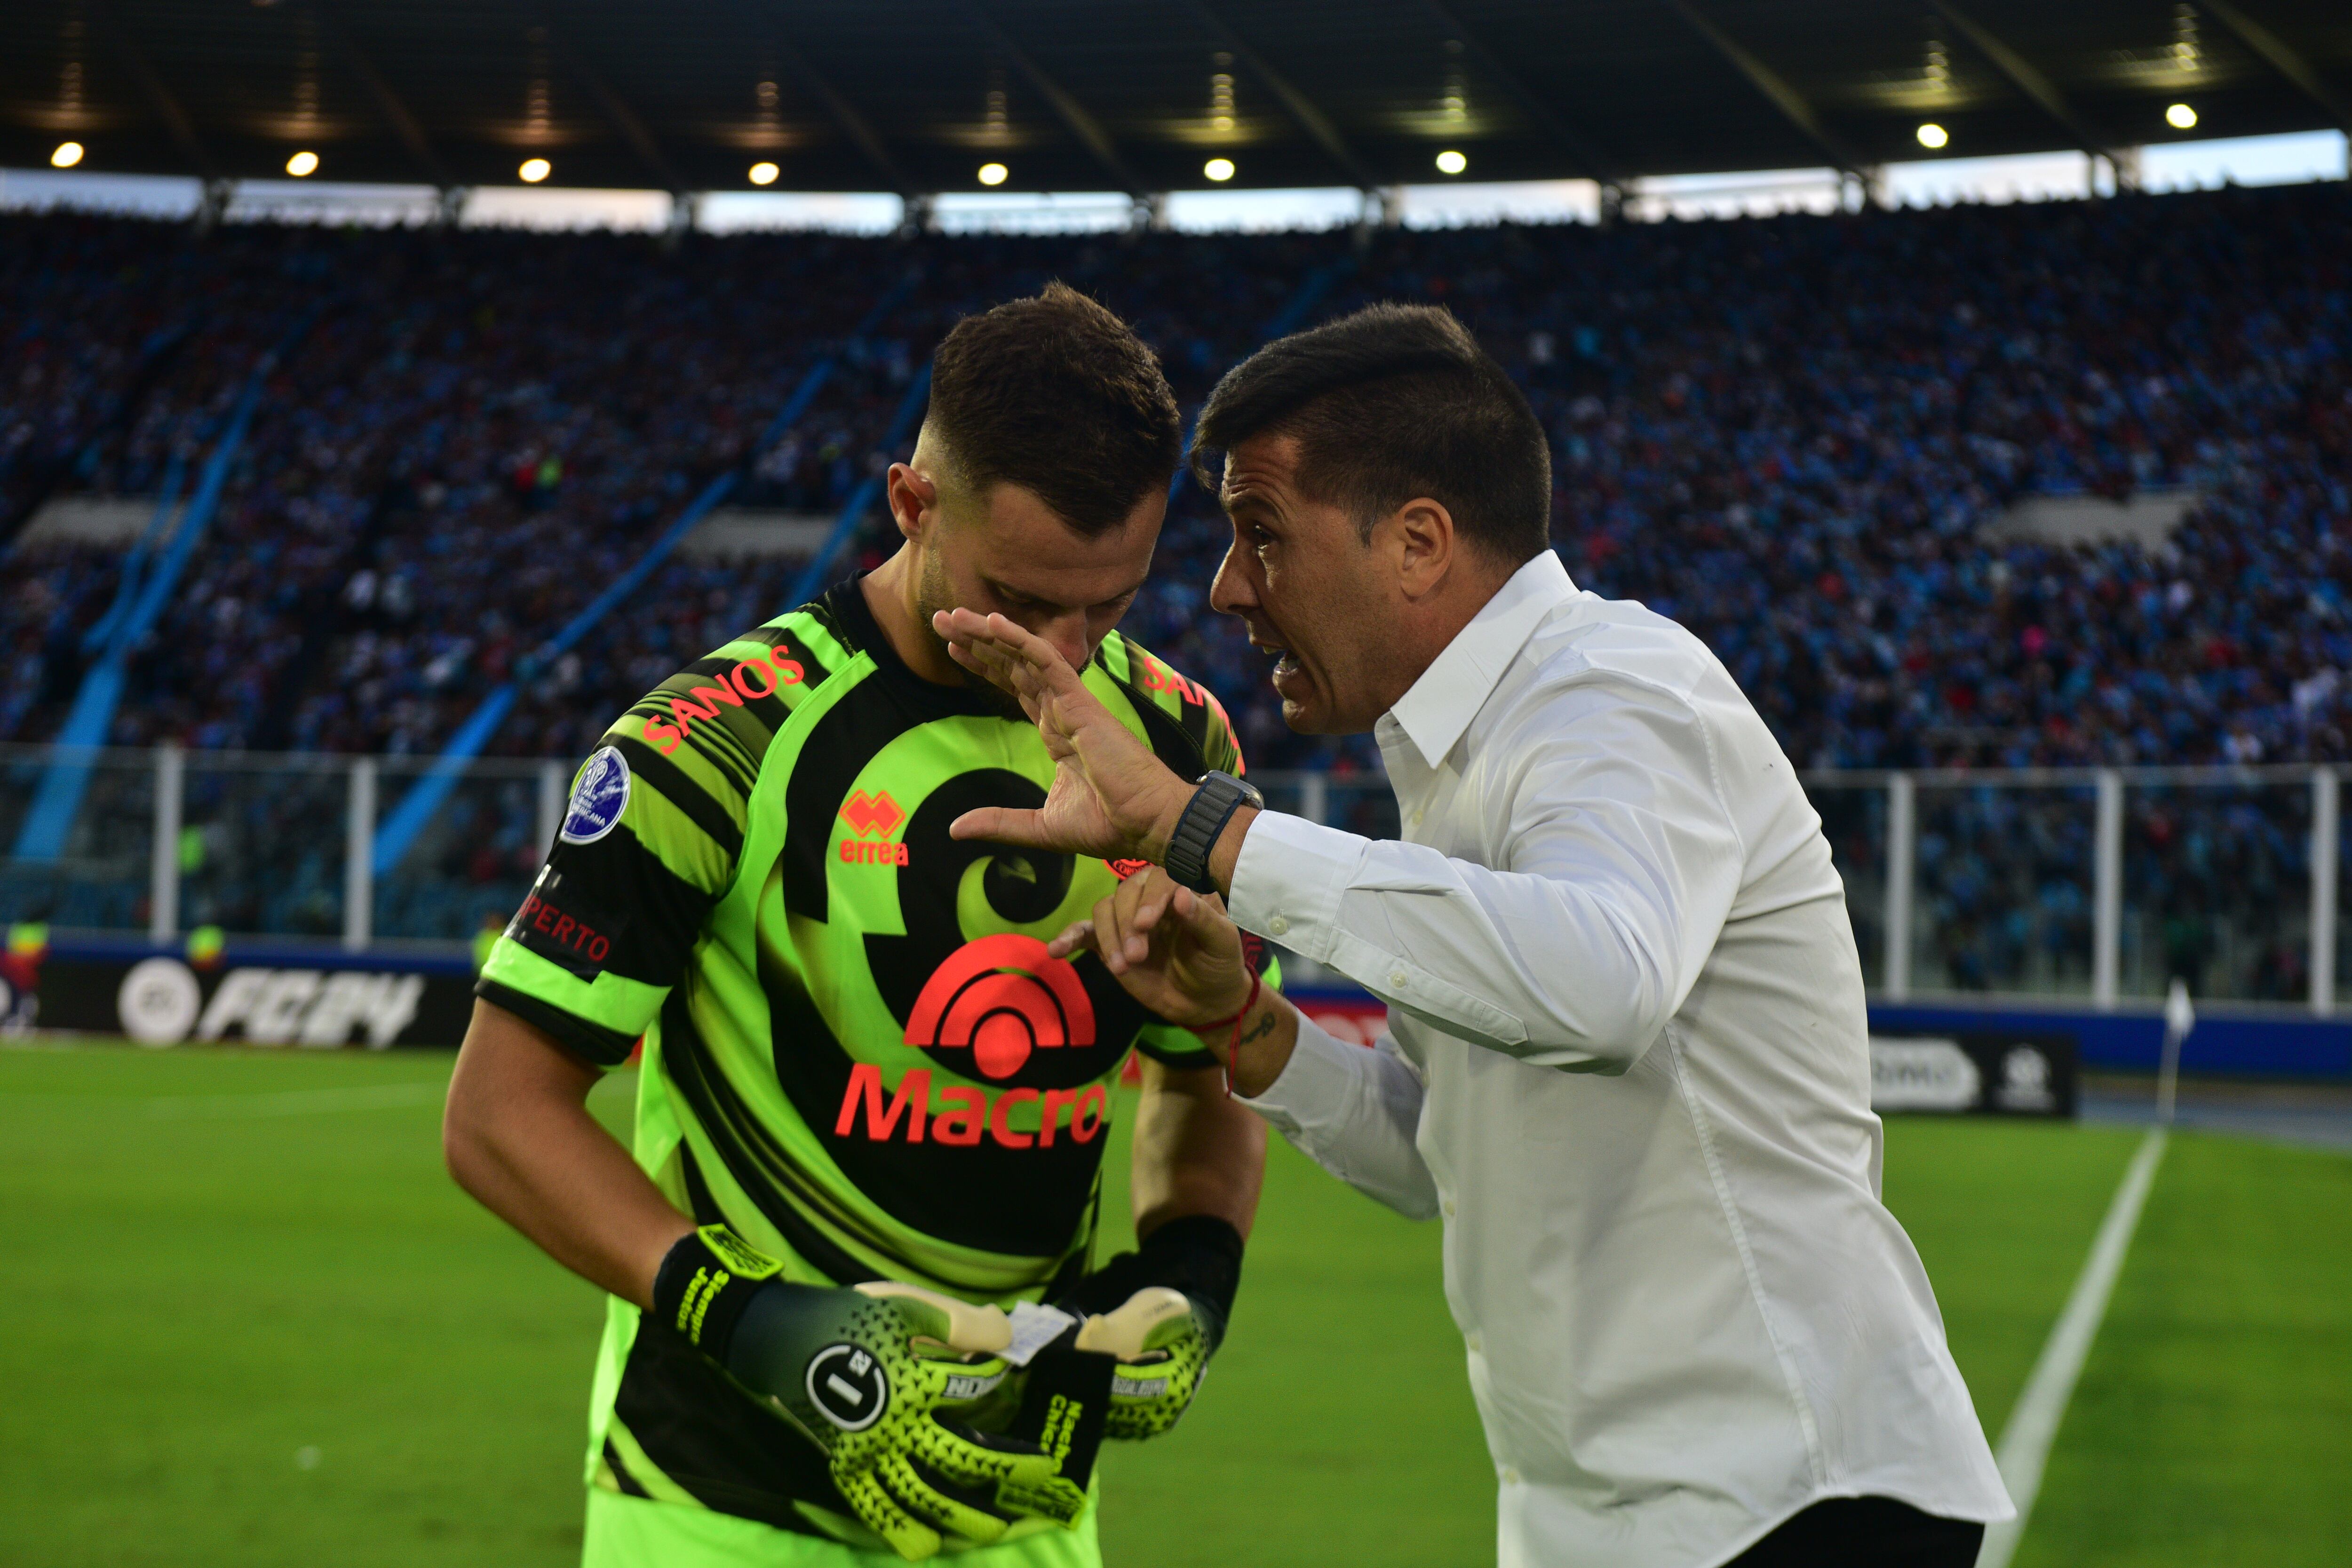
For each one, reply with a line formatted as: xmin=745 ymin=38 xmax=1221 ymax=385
xmin=1235 ymin=1009 xmax=1279 ymax=1047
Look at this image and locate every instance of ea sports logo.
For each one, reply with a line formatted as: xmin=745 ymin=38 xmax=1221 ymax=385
xmin=806 ymin=1344 xmax=889 ymax=1431
xmin=904 ymin=932 xmax=1095 ymax=1080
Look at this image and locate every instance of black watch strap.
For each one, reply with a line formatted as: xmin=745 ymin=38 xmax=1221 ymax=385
xmin=1163 ymin=771 xmax=1263 ymax=894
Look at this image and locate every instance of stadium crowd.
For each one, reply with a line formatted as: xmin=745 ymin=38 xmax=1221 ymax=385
xmin=4 ymin=185 xmax=2347 ymax=960
xmin=8 ymin=184 xmax=2347 ymax=780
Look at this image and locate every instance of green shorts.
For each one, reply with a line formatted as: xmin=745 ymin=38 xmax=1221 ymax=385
xmin=582 ymin=1488 xmax=1103 ymax=1568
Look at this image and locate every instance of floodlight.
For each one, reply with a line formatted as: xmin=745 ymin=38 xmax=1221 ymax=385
xmin=1204 ymin=157 xmax=1235 ymax=182
xmin=977 ymin=162 xmax=1009 ymax=186
xmin=2166 ymin=103 xmax=2197 ymax=129
xmin=1916 ymin=123 xmax=1949 ymax=149
xmin=749 ymin=161 xmax=780 ymax=186
xmin=519 ymin=158 xmax=552 ymax=183
xmin=51 ymin=141 xmax=85 ymax=168
xmin=286 ymin=150 xmax=319 ymax=177
xmin=1435 ymin=149 xmax=1468 ymax=175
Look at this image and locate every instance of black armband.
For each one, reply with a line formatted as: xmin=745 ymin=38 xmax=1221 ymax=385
xmin=649 ymin=1225 xmax=786 ymax=1362
xmin=1059 ymin=1214 xmax=1245 ymax=1349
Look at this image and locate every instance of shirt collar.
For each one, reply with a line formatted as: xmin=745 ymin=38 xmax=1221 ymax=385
xmin=1384 ymin=549 xmax=1577 ymax=770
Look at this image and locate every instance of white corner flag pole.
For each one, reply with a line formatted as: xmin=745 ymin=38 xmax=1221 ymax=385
xmin=2156 ymin=977 xmax=2193 ymax=1127
xmin=1976 ymin=982 xmax=2190 ymax=1568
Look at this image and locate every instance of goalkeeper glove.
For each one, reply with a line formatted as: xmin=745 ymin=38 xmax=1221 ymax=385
xmin=1046 ymin=1214 xmax=1243 ymax=1443
xmin=652 ymin=1226 xmax=1085 ymax=1561
xmin=1077 ymin=1286 xmax=1215 ymax=1440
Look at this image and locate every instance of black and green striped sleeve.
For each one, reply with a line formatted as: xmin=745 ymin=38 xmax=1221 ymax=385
xmin=476 ymin=623 xmax=814 ymax=1066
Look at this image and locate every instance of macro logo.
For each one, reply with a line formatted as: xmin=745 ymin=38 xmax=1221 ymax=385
xmin=904 ymin=932 xmax=1095 ymax=1080
xmin=839 ymin=790 xmax=909 ymax=866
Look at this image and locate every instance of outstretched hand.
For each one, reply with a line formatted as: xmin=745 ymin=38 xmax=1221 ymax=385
xmin=931 ymin=609 xmax=1191 ymax=861
xmin=1052 ymin=862 xmax=1300 ymax=1095
xmin=1048 ymin=864 xmax=1253 ymax=1031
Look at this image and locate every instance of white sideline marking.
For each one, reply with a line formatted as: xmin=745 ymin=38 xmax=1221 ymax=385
xmin=143 ymin=1081 xmax=445 ymax=1119
xmin=1976 ymin=1127 xmax=2169 ymax=1568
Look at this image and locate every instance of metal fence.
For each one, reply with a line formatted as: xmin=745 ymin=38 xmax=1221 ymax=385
xmin=1800 ymin=766 xmax=2338 ymax=1013
xmin=0 ymin=743 xmax=565 ymax=954
xmin=2 ymin=744 xmax=2342 ymax=1012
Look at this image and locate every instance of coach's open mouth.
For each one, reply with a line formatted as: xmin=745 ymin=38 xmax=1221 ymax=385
xmin=1255 ymin=640 xmax=1310 ymax=706
xmin=1252 ymin=634 xmax=1303 ymax=683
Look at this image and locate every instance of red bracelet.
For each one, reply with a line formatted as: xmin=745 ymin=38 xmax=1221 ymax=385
xmin=1199 ymin=969 xmax=1262 ymax=1099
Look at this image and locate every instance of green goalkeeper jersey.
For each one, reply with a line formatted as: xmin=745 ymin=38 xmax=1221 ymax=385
xmin=476 ymin=579 xmax=1264 ymax=1544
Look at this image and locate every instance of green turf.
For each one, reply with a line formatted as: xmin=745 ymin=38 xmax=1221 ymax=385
xmin=2015 ymin=1131 xmax=2352 ymax=1568
xmin=0 ymin=1043 xmax=2344 ymax=1566
xmin=0 ymin=1045 xmax=606 ymax=1567
xmin=1875 ymin=1117 xmax=2145 ymax=1435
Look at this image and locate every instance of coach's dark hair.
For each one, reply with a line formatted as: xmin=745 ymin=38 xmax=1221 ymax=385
xmin=926 ymin=282 xmax=1181 ymax=536
xmin=1191 ymin=303 xmax=1551 ymax=564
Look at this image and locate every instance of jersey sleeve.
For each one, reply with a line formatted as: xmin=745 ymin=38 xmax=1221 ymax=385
xmin=1098 ymin=634 xmax=1285 ymax=1069
xmin=476 ymin=626 xmax=804 ymax=1067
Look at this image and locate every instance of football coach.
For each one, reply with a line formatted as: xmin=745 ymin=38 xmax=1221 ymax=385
xmin=932 ymin=304 xmax=2013 ymax=1568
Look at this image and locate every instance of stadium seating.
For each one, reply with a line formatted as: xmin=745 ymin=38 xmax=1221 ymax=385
xmin=5 ymin=182 xmax=2347 ymax=787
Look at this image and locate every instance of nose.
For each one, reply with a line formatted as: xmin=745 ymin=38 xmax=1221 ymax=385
xmin=1209 ymin=538 xmax=1255 ymax=617
xmin=1036 ymin=609 xmax=1091 ymax=672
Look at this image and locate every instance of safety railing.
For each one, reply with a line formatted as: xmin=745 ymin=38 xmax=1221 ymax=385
xmin=1798 ymin=766 xmax=2337 ymax=1013
xmin=1 ymin=742 xmax=566 ymax=955
xmin=3 ymin=744 xmax=2343 ymax=1011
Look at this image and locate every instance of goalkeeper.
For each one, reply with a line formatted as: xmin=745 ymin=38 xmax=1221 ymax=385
xmin=443 ymin=287 xmax=1270 ymax=1567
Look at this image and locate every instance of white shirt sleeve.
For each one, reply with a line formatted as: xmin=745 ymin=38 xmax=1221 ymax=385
xmin=1229 ymin=675 xmax=1746 ymax=1072
xmin=1240 ymin=1015 xmax=1438 ymax=1220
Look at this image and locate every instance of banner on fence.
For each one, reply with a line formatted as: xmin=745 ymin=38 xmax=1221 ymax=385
xmin=23 ymin=954 xmax=476 ymax=1049
xmin=4 ymin=955 xmax=2082 ymax=1108
xmin=1870 ymin=1029 xmax=2078 ymax=1117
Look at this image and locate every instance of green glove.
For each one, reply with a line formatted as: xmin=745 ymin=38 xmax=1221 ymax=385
xmin=652 ymin=1226 xmax=1086 ymax=1560
xmin=1046 ymin=1214 xmax=1242 ymax=1444
xmin=1076 ymin=1287 xmax=1216 ymax=1440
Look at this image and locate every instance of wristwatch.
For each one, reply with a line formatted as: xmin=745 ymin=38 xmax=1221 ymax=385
xmin=1163 ymin=770 xmax=1264 ymax=894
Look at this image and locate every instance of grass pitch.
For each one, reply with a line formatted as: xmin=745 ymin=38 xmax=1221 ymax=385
xmin=0 ymin=1044 xmax=2345 ymax=1566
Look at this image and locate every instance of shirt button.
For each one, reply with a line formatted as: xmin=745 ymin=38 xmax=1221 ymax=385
xmin=1441 ymin=1198 xmax=1456 ymax=1219
xmin=1389 ymin=969 xmax=1409 ymax=988
xmin=1500 ymin=1466 xmax=1520 ymax=1486
xmin=1409 ymin=809 xmax=1424 ymax=827
xmin=1466 ymin=1331 xmax=1483 ymax=1353
xmin=1267 ymin=915 xmax=1289 ymax=936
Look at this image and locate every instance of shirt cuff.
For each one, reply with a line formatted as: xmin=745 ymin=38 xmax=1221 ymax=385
xmin=1227 ymin=811 xmax=1367 ymax=963
xmin=1237 ymin=1011 xmax=1365 ymax=1136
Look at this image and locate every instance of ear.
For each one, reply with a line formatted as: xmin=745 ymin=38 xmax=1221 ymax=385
xmin=1385 ymin=497 xmax=1457 ymax=600
xmin=885 ymin=462 xmax=937 ymax=544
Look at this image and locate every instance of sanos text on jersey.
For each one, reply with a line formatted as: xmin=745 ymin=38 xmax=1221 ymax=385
xmin=644 ymin=646 xmax=807 ymax=755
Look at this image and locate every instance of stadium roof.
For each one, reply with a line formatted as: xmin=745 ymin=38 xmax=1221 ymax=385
xmin=5 ymin=0 xmax=2348 ymax=197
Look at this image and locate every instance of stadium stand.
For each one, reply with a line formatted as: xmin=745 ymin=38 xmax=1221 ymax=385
xmin=5 ymin=181 xmax=2348 ymax=793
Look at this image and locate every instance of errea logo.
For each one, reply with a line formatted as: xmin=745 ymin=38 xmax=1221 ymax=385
xmin=839 ymin=790 xmax=909 ymax=866
xmin=842 ymin=791 xmax=904 ymax=837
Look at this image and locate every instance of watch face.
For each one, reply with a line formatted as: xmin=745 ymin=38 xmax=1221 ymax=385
xmin=1212 ymin=772 xmax=1263 ymax=811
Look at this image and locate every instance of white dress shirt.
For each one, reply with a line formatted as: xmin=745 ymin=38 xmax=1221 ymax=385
xmin=1229 ymin=550 xmax=2010 ymax=1568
